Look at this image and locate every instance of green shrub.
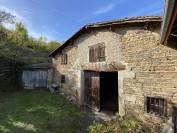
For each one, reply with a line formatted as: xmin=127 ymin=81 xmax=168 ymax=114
xmin=88 ymin=114 xmax=152 ymax=133
xmin=0 ymin=57 xmax=25 ymax=91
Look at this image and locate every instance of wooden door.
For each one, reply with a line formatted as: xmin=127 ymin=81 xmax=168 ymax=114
xmin=34 ymin=70 xmax=48 ymax=88
xmin=84 ymin=71 xmax=100 ymax=111
xmin=22 ymin=70 xmax=48 ymax=88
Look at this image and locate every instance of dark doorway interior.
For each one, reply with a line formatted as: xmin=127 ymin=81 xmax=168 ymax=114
xmin=173 ymin=107 xmax=177 ymax=133
xmin=100 ymin=72 xmax=118 ymax=112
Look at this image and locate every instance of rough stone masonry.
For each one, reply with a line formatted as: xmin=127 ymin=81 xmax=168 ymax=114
xmin=51 ymin=17 xmax=177 ymax=132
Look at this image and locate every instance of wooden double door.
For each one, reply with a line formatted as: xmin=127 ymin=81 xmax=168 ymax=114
xmin=84 ymin=71 xmax=118 ymax=111
xmin=22 ymin=70 xmax=48 ymax=88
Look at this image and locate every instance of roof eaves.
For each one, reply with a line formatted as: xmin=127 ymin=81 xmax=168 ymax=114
xmin=49 ymin=26 xmax=87 ymax=57
xmin=49 ymin=16 xmax=162 ymax=57
xmin=160 ymin=0 xmax=177 ymax=44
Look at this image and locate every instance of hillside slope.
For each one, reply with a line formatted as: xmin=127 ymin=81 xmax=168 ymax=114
xmin=0 ymin=41 xmax=51 ymax=64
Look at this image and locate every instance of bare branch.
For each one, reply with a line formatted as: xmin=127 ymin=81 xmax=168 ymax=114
xmin=0 ymin=10 xmax=15 ymax=24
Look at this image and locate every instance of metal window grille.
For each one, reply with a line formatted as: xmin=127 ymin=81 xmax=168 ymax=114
xmin=145 ymin=97 xmax=167 ymax=117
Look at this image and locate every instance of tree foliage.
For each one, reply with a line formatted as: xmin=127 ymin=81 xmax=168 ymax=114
xmin=0 ymin=10 xmax=62 ymax=90
xmin=7 ymin=22 xmax=28 ymax=46
xmin=0 ymin=10 xmax=62 ymax=52
xmin=0 ymin=57 xmax=24 ymax=91
xmin=0 ymin=10 xmax=15 ymax=24
xmin=0 ymin=22 xmax=62 ymax=63
xmin=47 ymin=41 xmax=62 ymax=51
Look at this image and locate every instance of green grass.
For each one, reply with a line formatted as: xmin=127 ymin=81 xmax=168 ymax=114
xmin=0 ymin=90 xmax=85 ymax=133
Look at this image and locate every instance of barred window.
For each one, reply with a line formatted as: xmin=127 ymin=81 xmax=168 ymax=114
xmin=89 ymin=43 xmax=105 ymax=62
xmin=145 ymin=97 xmax=167 ymax=117
xmin=61 ymin=54 xmax=67 ymax=65
xmin=61 ymin=75 xmax=65 ymax=83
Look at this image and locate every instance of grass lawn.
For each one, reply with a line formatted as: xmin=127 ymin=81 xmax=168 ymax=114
xmin=0 ymin=90 xmax=85 ymax=133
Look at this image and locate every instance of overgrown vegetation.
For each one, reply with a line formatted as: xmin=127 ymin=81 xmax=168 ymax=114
xmin=0 ymin=10 xmax=62 ymax=91
xmin=0 ymin=23 xmax=62 ymax=64
xmin=88 ymin=115 xmax=152 ymax=133
xmin=0 ymin=57 xmax=24 ymax=91
xmin=0 ymin=90 xmax=85 ymax=133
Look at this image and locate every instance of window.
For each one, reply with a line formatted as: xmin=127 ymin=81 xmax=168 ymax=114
xmin=145 ymin=97 xmax=167 ymax=116
xmin=61 ymin=54 xmax=67 ymax=64
xmin=61 ymin=75 xmax=65 ymax=83
xmin=89 ymin=43 xmax=105 ymax=62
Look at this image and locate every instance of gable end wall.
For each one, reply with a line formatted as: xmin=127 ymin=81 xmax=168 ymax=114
xmin=52 ymin=22 xmax=177 ymax=132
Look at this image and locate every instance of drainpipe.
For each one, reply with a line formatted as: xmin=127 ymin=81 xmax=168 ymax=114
xmin=160 ymin=0 xmax=176 ymax=44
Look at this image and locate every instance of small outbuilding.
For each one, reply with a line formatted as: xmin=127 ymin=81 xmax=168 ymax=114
xmin=22 ymin=63 xmax=53 ymax=89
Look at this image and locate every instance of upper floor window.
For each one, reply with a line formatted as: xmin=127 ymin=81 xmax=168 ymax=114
xmin=89 ymin=43 xmax=105 ymax=62
xmin=61 ymin=53 xmax=67 ymax=65
xmin=145 ymin=97 xmax=167 ymax=117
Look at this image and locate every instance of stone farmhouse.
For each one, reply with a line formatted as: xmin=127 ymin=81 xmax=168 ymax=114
xmin=50 ymin=1 xmax=177 ymax=132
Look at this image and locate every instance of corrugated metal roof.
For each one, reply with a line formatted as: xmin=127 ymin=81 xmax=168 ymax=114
xmin=23 ymin=63 xmax=52 ymax=70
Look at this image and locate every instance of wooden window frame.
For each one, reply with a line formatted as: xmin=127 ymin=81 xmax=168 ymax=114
xmin=145 ymin=97 xmax=167 ymax=117
xmin=61 ymin=53 xmax=67 ymax=65
xmin=89 ymin=43 xmax=105 ymax=62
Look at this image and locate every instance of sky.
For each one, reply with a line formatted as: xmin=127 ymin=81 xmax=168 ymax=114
xmin=0 ymin=0 xmax=164 ymax=42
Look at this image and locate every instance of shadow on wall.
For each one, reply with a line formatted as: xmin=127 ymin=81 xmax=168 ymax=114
xmin=162 ymin=102 xmax=177 ymax=133
xmin=53 ymin=68 xmax=79 ymax=103
xmin=167 ymin=36 xmax=177 ymax=50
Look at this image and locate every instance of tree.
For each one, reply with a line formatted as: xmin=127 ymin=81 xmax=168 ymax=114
xmin=37 ymin=36 xmax=48 ymax=45
xmin=0 ymin=10 xmax=14 ymax=41
xmin=9 ymin=22 xmax=28 ymax=46
xmin=0 ymin=57 xmax=25 ymax=91
xmin=47 ymin=41 xmax=62 ymax=51
xmin=0 ymin=25 xmax=8 ymax=41
xmin=15 ymin=22 xmax=28 ymax=40
xmin=0 ymin=10 xmax=15 ymax=24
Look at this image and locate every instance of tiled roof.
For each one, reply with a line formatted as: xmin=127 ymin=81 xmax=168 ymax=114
xmin=50 ymin=16 xmax=162 ymax=57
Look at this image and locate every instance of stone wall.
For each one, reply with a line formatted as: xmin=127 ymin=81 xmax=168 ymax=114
xmin=52 ymin=28 xmax=124 ymax=104
xmin=52 ymin=21 xmax=177 ymax=132
xmin=118 ymin=24 xmax=177 ymax=132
